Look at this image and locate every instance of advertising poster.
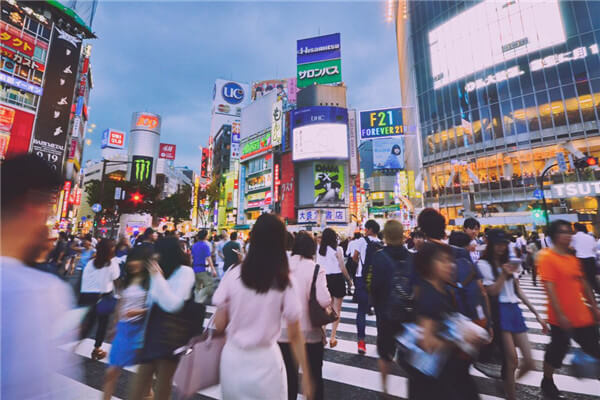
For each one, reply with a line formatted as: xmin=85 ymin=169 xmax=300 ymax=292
xmin=359 ymin=107 xmax=404 ymax=139
xmin=373 ymin=137 xmax=405 ymax=170
xmin=31 ymin=26 xmax=82 ymax=171
xmin=130 ymin=155 xmax=153 ymax=185
xmin=241 ymin=131 xmax=272 ymax=160
xmin=271 ymin=100 xmax=283 ymax=146
xmin=247 ymin=172 xmax=272 ymax=192
xmin=292 ymin=106 xmax=348 ymax=161
xmin=159 ymin=143 xmax=176 ymax=160
xmin=251 ymin=79 xmax=290 ymax=101
xmin=314 ymin=163 xmax=345 ymax=205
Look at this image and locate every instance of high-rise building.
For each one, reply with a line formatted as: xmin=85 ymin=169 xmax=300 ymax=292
xmin=397 ymin=0 xmax=600 ymax=227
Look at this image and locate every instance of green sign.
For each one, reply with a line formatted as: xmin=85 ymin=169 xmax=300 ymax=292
xmin=130 ymin=155 xmax=153 ymax=184
xmin=241 ymin=132 xmax=272 ymax=160
xmin=297 ymin=58 xmax=342 ymax=88
xmin=368 ymin=205 xmax=401 ymax=214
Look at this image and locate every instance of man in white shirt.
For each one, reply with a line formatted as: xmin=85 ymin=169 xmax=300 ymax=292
xmin=352 ymin=220 xmax=381 ymax=355
xmin=571 ymin=223 xmax=600 ymax=294
xmin=463 ymin=217 xmax=481 ymax=263
xmin=1 ymin=155 xmax=77 ymax=399
xmin=345 ymin=232 xmax=362 ymax=279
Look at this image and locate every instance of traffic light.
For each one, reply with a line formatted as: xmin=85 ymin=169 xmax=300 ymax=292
xmin=574 ymin=156 xmax=598 ymax=169
xmin=100 ymin=217 xmax=106 ymax=225
xmin=131 ymin=192 xmax=143 ymax=205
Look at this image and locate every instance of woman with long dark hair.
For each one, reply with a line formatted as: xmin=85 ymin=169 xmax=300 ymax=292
xmin=130 ymin=237 xmax=195 ymax=400
xmin=477 ymin=229 xmax=548 ymax=400
xmin=317 ymin=228 xmax=352 ymax=348
xmin=79 ymin=239 xmax=120 ymax=360
xmin=213 ymin=214 xmax=314 ymax=400
xmin=279 ymin=231 xmax=331 ymax=400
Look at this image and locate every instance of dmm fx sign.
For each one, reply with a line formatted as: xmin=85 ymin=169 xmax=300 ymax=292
xmin=551 ymin=181 xmax=600 ymax=198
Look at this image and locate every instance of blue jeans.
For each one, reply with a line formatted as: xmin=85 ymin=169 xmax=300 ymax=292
xmin=354 ymin=276 xmax=368 ymax=340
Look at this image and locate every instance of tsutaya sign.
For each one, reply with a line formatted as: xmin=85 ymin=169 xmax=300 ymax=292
xmin=465 ymin=44 xmax=599 ymax=92
xmin=551 ymin=181 xmax=600 ymax=198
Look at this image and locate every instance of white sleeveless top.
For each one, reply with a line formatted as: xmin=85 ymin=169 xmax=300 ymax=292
xmin=316 ymin=246 xmax=342 ymax=275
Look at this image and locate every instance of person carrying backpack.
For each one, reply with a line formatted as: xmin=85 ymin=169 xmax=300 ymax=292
xmin=371 ymin=220 xmax=415 ymax=395
xmin=351 ymin=219 xmax=383 ymax=355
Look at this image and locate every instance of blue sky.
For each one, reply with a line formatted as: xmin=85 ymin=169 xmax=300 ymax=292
xmin=83 ymin=1 xmax=401 ymax=172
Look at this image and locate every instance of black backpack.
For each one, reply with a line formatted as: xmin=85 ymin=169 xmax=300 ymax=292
xmin=362 ymin=237 xmax=385 ymax=293
xmin=380 ymin=250 xmax=415 ymax=324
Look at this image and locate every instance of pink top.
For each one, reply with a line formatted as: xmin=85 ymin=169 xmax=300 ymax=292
xmin=213 ymin=265 xmax=301 ymax=349
xmin=279 ymin=255 xmax=332 ymax=343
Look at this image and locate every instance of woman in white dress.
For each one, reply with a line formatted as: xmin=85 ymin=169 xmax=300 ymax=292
xmin=213 ymin=214 xmax=314 ymax=400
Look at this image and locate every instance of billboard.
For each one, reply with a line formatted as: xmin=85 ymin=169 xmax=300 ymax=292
xmin=429 ymin=0 xmax=565 ymax=89
xmin=298 ymin=208 xmax=346 ymax=224
xmin=247 ymin=172 xmax=272 ymax=192
xmin=359 ymin=107 xmax=404 ymax=139
xmin=212 ymin=79 xmax=251 ymax=117
xmin=348 ymin=109 xmax=358 ymax=176
xmin=241 ymin=90 xmax=277 ymax=140
xmin=0 ymin=105 xmax=15 ymax=132
xmin=314 ymin=163 xmax=345 ymax=205
xmin=0 ymin=71 xmax=43 ymax=96
xmin=130 ymin=155 xmax=153 ymax=185
xmin=297 ymin=58 xmax=342 ymax=88
xmin=241 ymin=131 xmax=272 ymax=160
xmin=159 ymin=143 xmax=176 ymax=160
xmin=280 ymin=152 xmax=295 ymax=221
xmin=101 ymin=129 xmax=126 ymax=149
xmin=271 ymin=100 xmax=283 ymax=146
xmin=297 ymin=33 xmax=341 ymax=65
xmin=292 ymin=106 xmax=348 ymax=161
xmin=134 ymin=113 xmax=160 ymax=133
xmin=373 ymin=137 xmax=405 ymax=170
xmin=31 ymin=27 xmax=82 ymax=171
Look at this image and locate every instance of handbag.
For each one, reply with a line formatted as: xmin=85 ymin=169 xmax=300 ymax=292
xmin=96 ymin=293 xmax=118 ymax=315
xmin=309 ymin=264 xmax=338 ymax=327
xmin=172 ymin=316 xmax=225 ymax=399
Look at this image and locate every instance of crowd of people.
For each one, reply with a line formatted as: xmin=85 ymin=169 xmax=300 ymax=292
xmin=2 ymin=153 xmax=600 ymax=400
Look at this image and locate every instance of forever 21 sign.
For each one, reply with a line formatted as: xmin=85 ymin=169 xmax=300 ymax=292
xmin=31 ymin=27 xmax=81 ymax=171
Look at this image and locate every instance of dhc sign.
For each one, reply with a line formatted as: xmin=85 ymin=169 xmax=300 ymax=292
xmin=222 ymin=82 xmax=244 ymax=104
xmin=551 ymin=181 xmax=600 ymax=198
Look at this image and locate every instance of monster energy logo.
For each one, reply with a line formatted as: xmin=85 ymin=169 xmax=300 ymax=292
xmin=133 ymin=158 xmax=151 ymax=182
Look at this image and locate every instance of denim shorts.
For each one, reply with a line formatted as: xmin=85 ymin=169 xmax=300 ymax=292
xmin=499 ymin=302 xmax=527 ymax=333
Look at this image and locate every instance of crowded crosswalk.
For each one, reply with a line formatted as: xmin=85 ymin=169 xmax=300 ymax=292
xmin=58 ymin=274 xmax=600 ymax=400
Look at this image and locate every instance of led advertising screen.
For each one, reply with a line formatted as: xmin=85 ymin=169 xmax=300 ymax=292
xmin=292 ymin=106 xmax=348 ymax=161
xmin=314 ymin=163 xmax=345 ymax=205
xmin=429 ymin=0 xmax=566 ymax=89
xmin=359 ymin=107 xmax=404 ymax=139
xmin=373 ymin=137 xmax=405 ymax=170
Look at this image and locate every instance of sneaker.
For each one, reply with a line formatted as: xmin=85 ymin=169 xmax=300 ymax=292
xmin=541 ymin=377 xmax=566 ymax=399
xmin=357 ymin=340 xmax=366 ymax=355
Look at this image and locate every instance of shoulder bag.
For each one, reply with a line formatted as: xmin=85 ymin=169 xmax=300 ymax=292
xmin=309 ymin=264 xmax=339 ymax=327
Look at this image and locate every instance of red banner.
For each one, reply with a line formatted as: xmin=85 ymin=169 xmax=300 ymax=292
xmin=0 ymin=21 xmax=36 ymax=56
xmin=4 ymin=105 xmax=34 ymax=157
xmin=0 ymin=105 xmax=15 ymax=132
xmin=159 ymin=143 xmax=176 ymax=160
xmin=279 ymin=152 xmax=295 ymax=221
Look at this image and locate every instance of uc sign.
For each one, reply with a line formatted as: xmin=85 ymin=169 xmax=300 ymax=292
xmin=222 ymin=82 xmax=244 ymax=104
xmin=135 ymin=114 xmax=159 ymax=130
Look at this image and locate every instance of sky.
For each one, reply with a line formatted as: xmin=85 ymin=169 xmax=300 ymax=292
xmin=83 ymin=1 xmax=401 ymax=172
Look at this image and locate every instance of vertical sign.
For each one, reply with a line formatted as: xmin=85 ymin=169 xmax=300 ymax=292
xmin=61 ymin=181 xmax=71 ymax=218
xmin=556 ymin=152 xmax=567 ymax=173
xmin=348 ymin=109 xmax=358 ymax=176
xmin=237 ymin=164 xmax=246 ymax=225
xmin=200 ymin=148 xmax=210 ymax=178
xmin=274 ymin=163 xmax=280 ymax=202
xmin=130 ymin=155 xmax=153 ymax=184
xmin=271 ymin=100 xmax=283 ymax=146
xmin=32 ymin=27 xmax=82 ymax=171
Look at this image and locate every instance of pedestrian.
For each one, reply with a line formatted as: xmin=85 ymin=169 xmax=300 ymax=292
xmin=571 ymin=222 xmax=600 ymax=295
xmin=317 ymin=228 xmax=353 ymax=349
xmin=136 ymin=228 xmax=157 ymax=249
xmin=407 ymin=229 xmax=425 ymax=253
xmin=351 ymin=219 xmax=383 ymax=354
xmin=102 ymin=246 xmax=152 ymax=400
xmin=212 ymin=214 xmax=314 ymax=400
xmin=409 ymin=241 xmax=482 ymax=400
xmin=279 ymin=231 xmax=331 ymax=400
xmin=191 ymin=229 xmax=217 ymax=303
xmin=526 ymin=232 xmax=541 ymax=286
xmin=463 ymin=217 xmax=482 ymax=263
xmin=370 ymin=220 xmax=415 ymax=394
xmin=130 ymin=237 xmax=196 ymax=400
xmin=214 ymin=233 xmax=227 ymax=278
xmin=47 ymin=231 xmax=68 ymax=275
xmin=537 ymin=220 xmax=600 ymax=399
xmin=345 ymin=232 xmax=362 ymax=279
xmin=1 ymin=154 xmax=75 ymax=400
xmin=477 ymin=229 xmax=548 ymax=400
xmin=64 ymin=234 xmax=80 ymax=276
xmin=222 ymin=231 xmax=243 ymax=272
xmin=115 ymin=235 xmax=131 ymax=258
xmin=79 ymin=238 xmax=121 ymax=361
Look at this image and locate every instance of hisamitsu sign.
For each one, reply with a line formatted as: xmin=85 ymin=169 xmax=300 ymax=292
xmin=551 ymin=181 xmax=600 ymax=198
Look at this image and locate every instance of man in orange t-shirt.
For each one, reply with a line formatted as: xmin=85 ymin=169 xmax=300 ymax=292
xmin=537 ymin=220 xmax=600 ymax=399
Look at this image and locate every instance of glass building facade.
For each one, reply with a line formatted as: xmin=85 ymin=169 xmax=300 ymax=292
xmin=406 ymin=0 xmax=600 ymax=222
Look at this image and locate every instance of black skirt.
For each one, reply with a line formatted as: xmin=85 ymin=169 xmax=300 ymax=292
xmin=326 ymin=273 xmax=346 ymax=299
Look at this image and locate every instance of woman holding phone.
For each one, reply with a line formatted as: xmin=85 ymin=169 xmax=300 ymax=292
xmin=477 ymin=229 xmax=548 ymax=400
